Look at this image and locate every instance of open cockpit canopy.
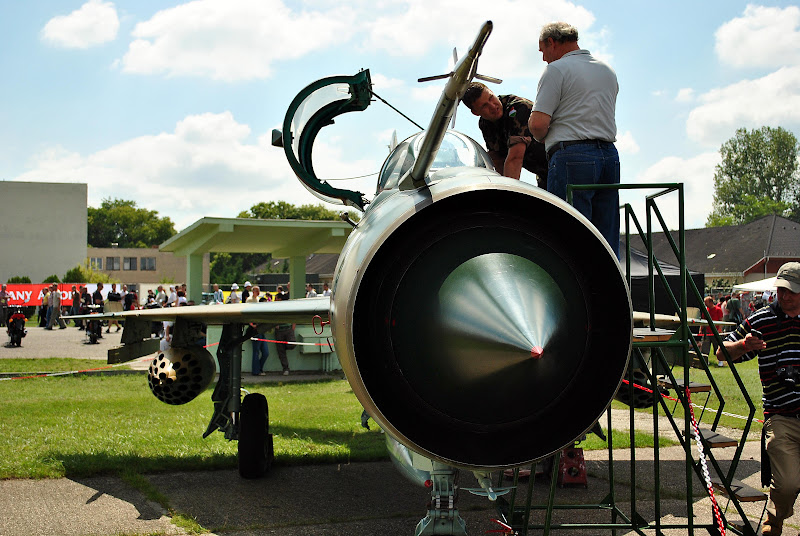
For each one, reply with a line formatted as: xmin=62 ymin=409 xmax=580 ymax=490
xmin=280 ymin=70 xmax=373 ymax=211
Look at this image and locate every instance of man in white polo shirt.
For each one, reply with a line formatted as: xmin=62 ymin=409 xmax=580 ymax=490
xmin=529 ymin=21 xmax=620 ymax=257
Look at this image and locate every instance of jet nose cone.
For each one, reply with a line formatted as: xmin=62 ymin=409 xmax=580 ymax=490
xmin=438 ymin=252 xmax=562 ymax=362
xmin=405 ymin=252 xmax=582 ymax=426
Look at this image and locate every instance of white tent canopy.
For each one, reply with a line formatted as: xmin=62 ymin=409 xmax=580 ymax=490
xmin=733 ymin=276 xmax=777 ymax=293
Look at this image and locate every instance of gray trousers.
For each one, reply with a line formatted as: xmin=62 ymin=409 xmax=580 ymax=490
xmin=273 ymin=327 xmax=293 ymax=371
xmin=47 ymin=305 xmax=66 ymax=329
xmin=765 ymin=414 xmax=800 ymax=520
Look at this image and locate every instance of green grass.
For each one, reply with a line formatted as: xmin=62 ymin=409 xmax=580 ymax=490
xmin=581 ymin=428 xmax=677 ymax=450
xmin=0 ymin=359 xmax=675 ymax=481
xmin=0 ymin=358 xmax=121 ymax=373
xmin=621 ymin=357 xmax=763 ymax=432
xmin=0 ymin=372 xmax=386 ymax=480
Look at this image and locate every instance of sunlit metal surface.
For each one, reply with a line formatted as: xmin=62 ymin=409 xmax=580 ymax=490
xmin=333 ymin=168 xmax=632 ymax=469
xmin=377 ymin=131 xmax=492 ymax=193
xmin=385 ymin=434 xmax=431 ymax=488
xmin=68 ymin=298 xmax=331 ymax=325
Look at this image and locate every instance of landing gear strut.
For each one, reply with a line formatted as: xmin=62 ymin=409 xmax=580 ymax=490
xmin=202 ymin=323 xmax=272 ymax=478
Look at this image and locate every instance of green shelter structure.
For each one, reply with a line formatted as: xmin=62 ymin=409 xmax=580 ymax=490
xmin=159 ymin=216 xmax=353 ymax=373
xmin=160 ymin=216 xmax=353 ymax=302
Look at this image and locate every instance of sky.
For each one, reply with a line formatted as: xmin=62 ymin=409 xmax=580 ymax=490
xmin=2 ymin=0 xmax=800 ymax=233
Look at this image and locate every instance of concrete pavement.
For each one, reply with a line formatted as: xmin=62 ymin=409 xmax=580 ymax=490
xmin=2 ymin=438 xmax=792 ymax=536
xmin=1 ymin=322 xmax=123 ymax=360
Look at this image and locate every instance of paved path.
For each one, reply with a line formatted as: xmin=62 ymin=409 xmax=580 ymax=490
xmin=1 ymin=323 xmax=122 ymax=360
xmin=2 ymin=440 xmax=794 ymax=536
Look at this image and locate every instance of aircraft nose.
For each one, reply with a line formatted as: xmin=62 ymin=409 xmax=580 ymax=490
xmin=339 ymin=187 xmax=631 ymax=468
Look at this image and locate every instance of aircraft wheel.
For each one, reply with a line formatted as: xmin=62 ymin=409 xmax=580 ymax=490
xmin=238 ymin=393 xmax=274 ymax=479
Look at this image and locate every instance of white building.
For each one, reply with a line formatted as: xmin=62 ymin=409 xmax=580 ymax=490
xmin=0 ymin=181 xmax=87 ymax=282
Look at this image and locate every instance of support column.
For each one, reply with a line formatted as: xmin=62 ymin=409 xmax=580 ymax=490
xmin=186 ymin=253 xmax=204 ymax=304
xmin=289 ymin=255 xmax=306 ymax=299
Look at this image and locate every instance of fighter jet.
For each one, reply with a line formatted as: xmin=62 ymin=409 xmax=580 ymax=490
xmin=70 ymin=21 xmax=634 ymax=534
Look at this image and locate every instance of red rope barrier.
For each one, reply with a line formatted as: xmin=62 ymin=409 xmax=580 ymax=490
xmin=620 ymin=378 xmax=763 ymax=424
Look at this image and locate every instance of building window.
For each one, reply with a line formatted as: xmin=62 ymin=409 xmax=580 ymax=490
xmin=106 ymin=257 xmax=120 ymax=270
xmin=89 ymin=257 xmax=102 ymax=270
xmin=123 ymin=257 xmax=138 ymax=271
xmin=141 ymin=257 xmax=156 ymax=271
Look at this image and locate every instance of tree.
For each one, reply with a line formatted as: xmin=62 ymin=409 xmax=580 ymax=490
xmin=7 ymin=276 xmax=31 ymax=284
xmin=63 ymin=266 xmax=83 ymax=283
xmin=63 ymin=261 xmax=117 ymax=284
xmin=707 ymin=126 xmax=800 ymax=226
xmin=209 ymin=253 xmax=246 ymax=285
xmin=238 ymin=201 xmax=360 ymax=222
xmin=88 ymin=198 xmax=176 ymax=248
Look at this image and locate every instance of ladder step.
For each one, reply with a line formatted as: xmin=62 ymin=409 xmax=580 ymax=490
xmin=687 ymin=350 xmax=708 ymax=369
xmin=728 ymin=517 xmax=760 ymax=533
xmin=710 ymin=477 xmax=767 ymax=502
xmin=658 ymin=377 xmax=712 ymax=393
xmin=692 ymin=428 xmax=739 ymax=448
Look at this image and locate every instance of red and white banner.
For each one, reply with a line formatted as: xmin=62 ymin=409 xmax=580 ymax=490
xmin=2 ymin=284 xmax=106 ymax=307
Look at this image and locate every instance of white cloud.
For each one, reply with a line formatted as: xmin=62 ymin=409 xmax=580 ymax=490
xmin=361 ymin=0 xmax=598 ymax=80
xmin=41 ymin=0 xmax=119 ymax=49
xmin=615 ymin=131 xmax=639 ymax=155
xmin=411 ymin=83 xmax=446 ymax=104
xmin=685 ymin=66 xmax=800 ymax=145
xmin=715 ymin=5 xmax=800 ymax=69
xmin=675 ymin=88 xmax=694 ymax=102
xmin=14 ymin=112 xmax=320 ymax=230
xmin=369 ymin=73 xmax=406 ymax=91
xmin=13 ymin=112 xmax=387 ymax=230
xmin=118 ymin=0 xmax=605 ymax=83
xmin=120 ymin=0 xmax=356 ymax=81
xmin=621 ymin=152 xmax=720 ymax=230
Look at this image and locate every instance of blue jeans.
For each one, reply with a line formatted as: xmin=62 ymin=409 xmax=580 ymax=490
xmin=251 ymin=336 xmax=269 ymax=374
xmin=71 ymin=305 xmax=82 ymax=327
xmin=547 ymin=142 xmax=620 ymax=258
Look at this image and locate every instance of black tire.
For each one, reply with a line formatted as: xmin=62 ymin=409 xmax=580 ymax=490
xmin=238 ymin=393 xmax=273 ymax=479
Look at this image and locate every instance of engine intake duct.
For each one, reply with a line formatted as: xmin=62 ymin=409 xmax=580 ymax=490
xmin=349 ymin=188 xmax=631 ymax=469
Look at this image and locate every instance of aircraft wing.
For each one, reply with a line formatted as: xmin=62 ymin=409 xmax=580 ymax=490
xmin=66 ymin=297 xmax=330 ymax=325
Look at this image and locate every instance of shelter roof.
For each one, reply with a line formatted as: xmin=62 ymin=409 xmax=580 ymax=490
xmin=624 ymin=247 xmax=701 ymax=278
xmin=305 ymin=253 xmax=340 ymax=277
xmin=625 ymin=215 xmax=800 ymax=275
xmin=160 ymin=217 xmax=353 ymax=258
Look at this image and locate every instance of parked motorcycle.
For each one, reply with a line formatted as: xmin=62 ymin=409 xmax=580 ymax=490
xmin=82 ymin=304 xmax=103 ymax=344
xmin=6 ymin=306 xmax=27 ymax=347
